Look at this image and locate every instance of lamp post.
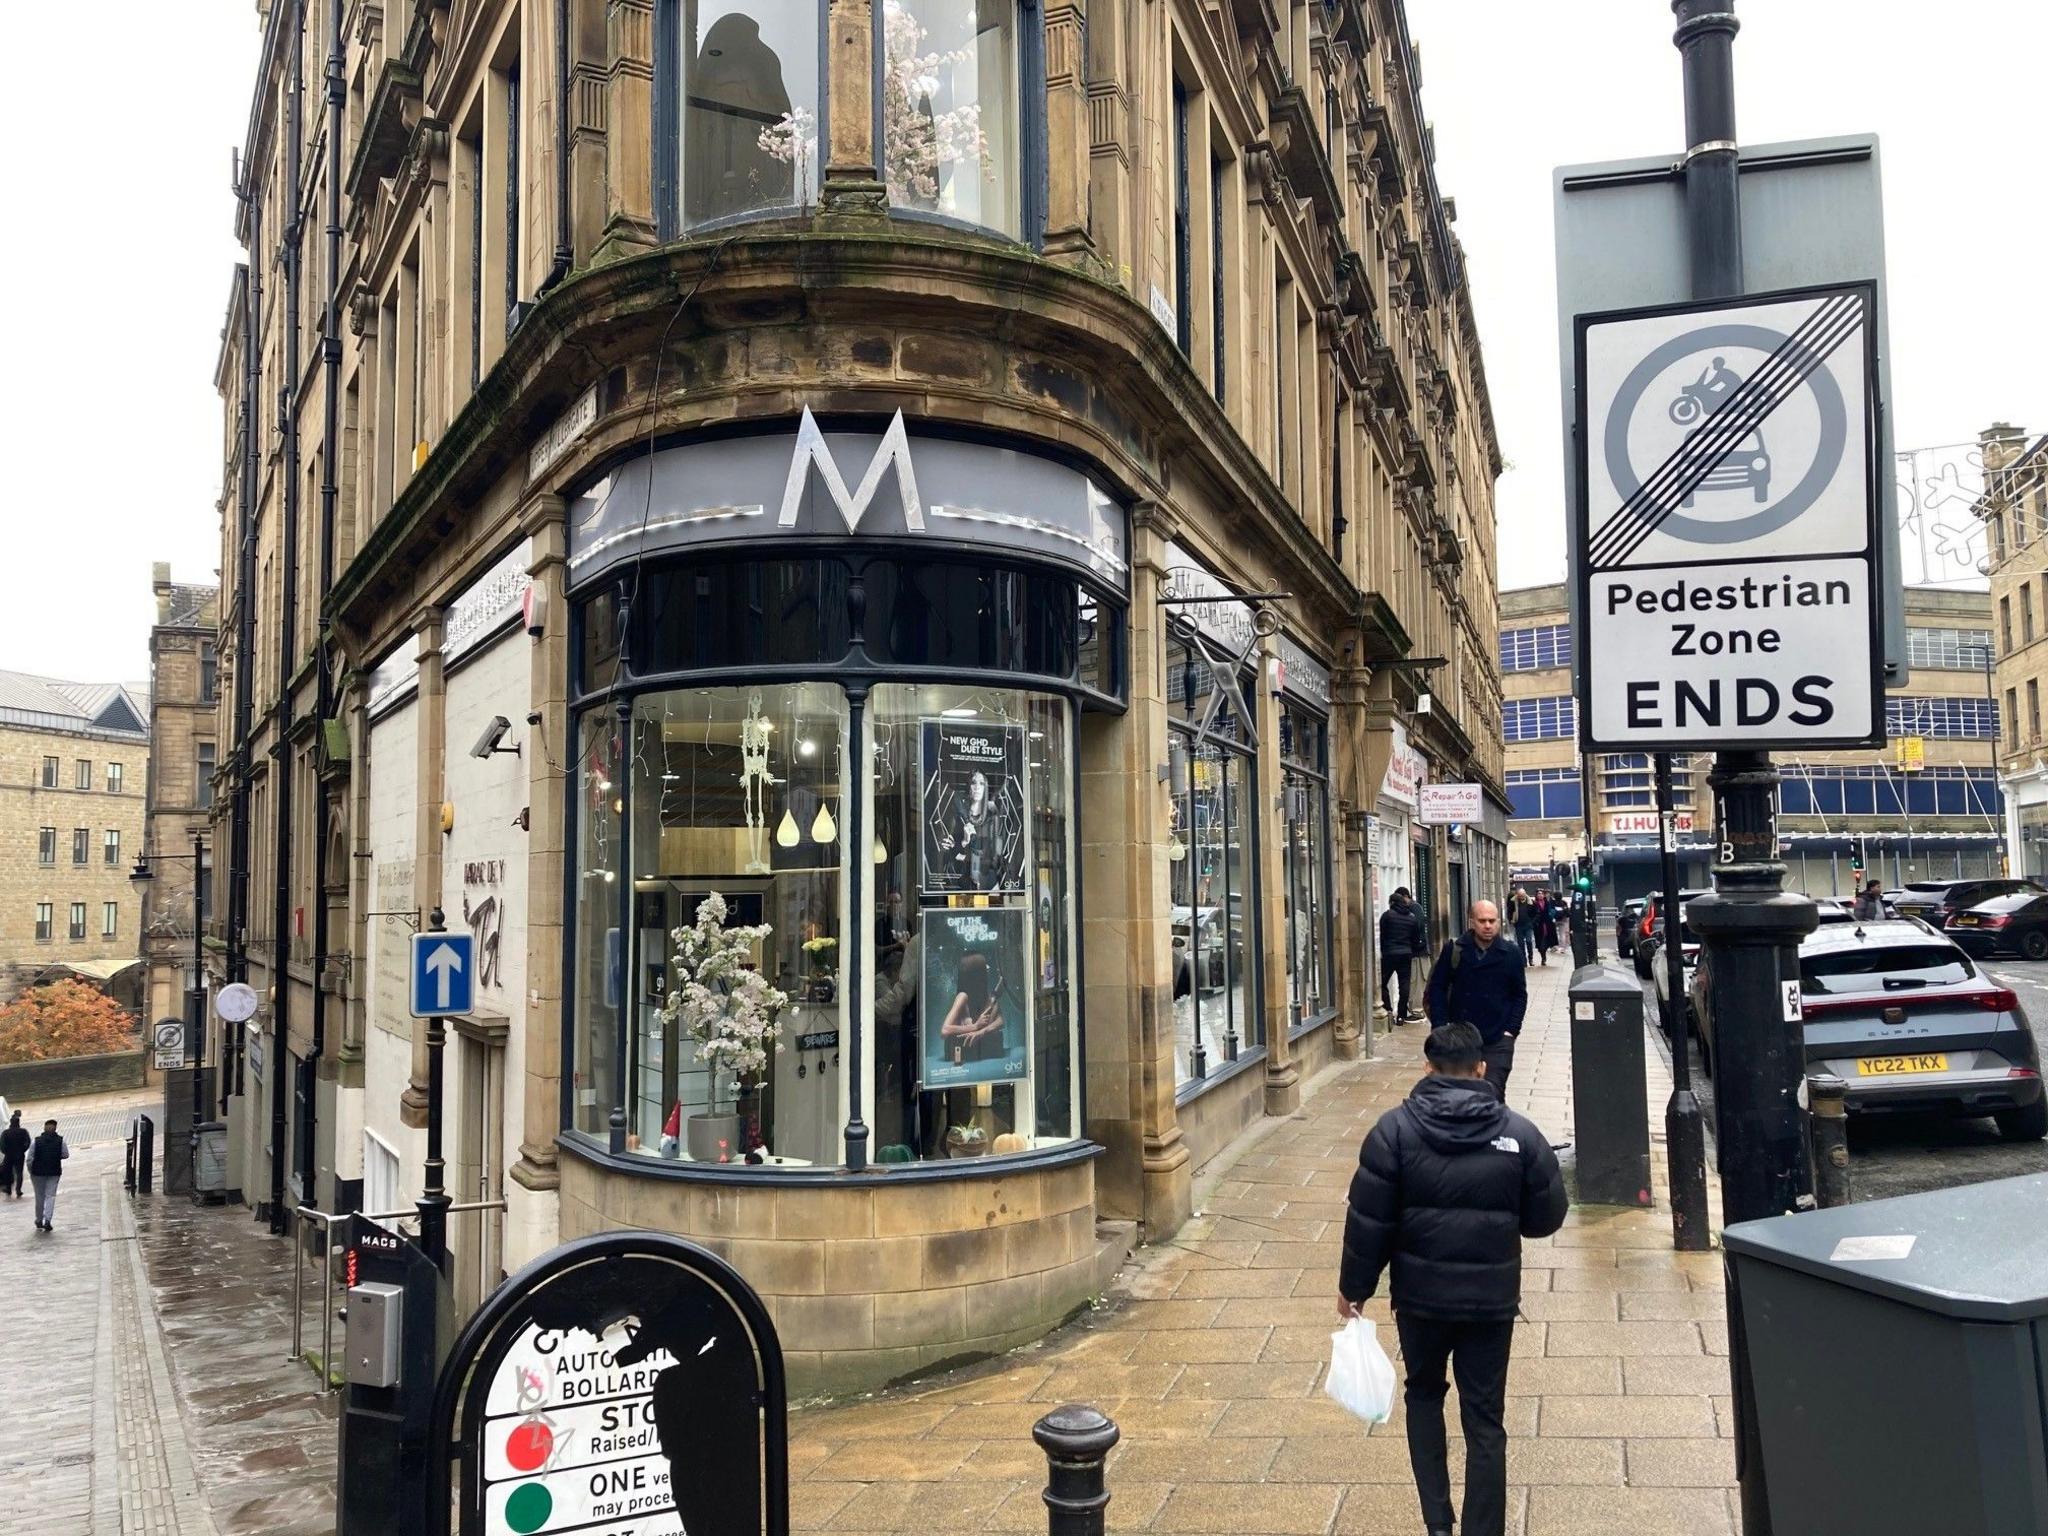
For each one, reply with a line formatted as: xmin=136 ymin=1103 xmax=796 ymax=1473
xmin=130 ymin=831 xmax=209 ymax=1175
xmin=1960 ymin=641 xmax=2005 ymax=869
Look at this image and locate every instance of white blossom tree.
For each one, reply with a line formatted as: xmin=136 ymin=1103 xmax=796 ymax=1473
xmin=660 ymin=892 xmax=789 ymax=1087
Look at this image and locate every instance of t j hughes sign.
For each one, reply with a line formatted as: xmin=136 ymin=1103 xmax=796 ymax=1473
xmin=1573 ymin=284 xmax=1886 ymax=751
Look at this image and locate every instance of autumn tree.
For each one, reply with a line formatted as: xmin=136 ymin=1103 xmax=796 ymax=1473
xmin=0 ymin=979 xmax=140 ymax=1064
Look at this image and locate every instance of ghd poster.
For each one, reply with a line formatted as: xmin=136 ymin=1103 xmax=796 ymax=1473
xmin=920 ymin=908 xmax=1029 ymax=1089
xmin=919 ymin=719 xmax=1026 ymax=895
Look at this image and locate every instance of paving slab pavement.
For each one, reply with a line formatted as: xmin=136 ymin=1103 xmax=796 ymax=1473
xmin=785 ymin=959 xmax=1739 ymax=1534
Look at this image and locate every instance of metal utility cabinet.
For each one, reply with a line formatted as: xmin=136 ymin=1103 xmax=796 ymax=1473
xmin=1566 ymin=964 xmax=1652 ymax=1207
xmin=1723 ymin=1172 xmax=2048 ymax=1534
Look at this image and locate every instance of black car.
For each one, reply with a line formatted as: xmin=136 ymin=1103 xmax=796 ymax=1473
xmin=1889 ymin=878 xmax=2044 ymax=928
xmin=1615 ymin=898 xmax=1648 ymax=968
xmin=1946 ymin=893 xmax=2048 ymax=962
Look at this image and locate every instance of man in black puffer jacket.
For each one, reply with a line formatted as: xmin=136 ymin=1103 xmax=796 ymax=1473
xmin=1337 ymin=1023 xmax=1568 ymax=1536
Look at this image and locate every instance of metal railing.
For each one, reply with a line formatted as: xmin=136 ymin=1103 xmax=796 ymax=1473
xmin=290 ymin=1198 xmax=506 ymax=1390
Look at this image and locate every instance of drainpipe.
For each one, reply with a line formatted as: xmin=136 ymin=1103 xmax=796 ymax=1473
xmin=540 ymin=0 xmax=572 ymax=294
xmin=306 ymin=0 xmax=346 ymax=1216
xmin=269 ymin=0 xmax=306 ymax=1235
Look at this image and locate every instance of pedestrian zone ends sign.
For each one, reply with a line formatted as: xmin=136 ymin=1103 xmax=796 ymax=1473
xmin=1574 ymin=284 xmax=1886 ymax=750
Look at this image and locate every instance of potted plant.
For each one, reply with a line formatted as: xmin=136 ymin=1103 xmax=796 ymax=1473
xmin=661 ymin=893 xmax=788 ymax=1161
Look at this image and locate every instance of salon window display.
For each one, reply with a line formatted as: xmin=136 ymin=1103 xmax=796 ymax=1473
xmin=570 ymin=677 xmax=1081 ymax=1169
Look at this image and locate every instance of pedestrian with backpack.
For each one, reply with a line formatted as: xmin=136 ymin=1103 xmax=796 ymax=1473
xmin=1423 ymin=901 xmax=1528 ymax=1101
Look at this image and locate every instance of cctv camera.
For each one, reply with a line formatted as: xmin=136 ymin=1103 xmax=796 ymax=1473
xmin=471 ymin=716 xmax=518 ymax=759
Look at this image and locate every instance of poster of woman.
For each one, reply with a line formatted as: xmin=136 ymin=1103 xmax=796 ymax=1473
xmin=920 ymin=908 xmax=1029 ymax=1088
xmin=919 ymin=719 xmax=1026 ymax=895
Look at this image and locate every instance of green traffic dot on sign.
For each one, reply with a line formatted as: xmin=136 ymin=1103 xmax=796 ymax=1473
xmin=504 ymin=1481 xmax=552 ymax=1534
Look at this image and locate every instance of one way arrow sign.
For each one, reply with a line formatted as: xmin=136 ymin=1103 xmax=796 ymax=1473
xmin=411 ymin=931 xmax=475 ymax=1018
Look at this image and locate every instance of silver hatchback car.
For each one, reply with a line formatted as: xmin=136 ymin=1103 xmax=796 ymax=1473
xmin=1690 ymin=919 xmax=2047 ymax=1141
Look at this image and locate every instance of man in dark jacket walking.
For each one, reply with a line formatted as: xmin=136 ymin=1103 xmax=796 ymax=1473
xmin=1379 ymin=887 xmax=1425 ymax=1023
xmin=0 ymin=1111 xmax=28 ymax=1198
xmin=1338 ymin=1023 xmax=1569 ymax=1536
xmin=1424 ymin=900 xmax=1528 ymax=1101
xmin=28 ymin=1118 xmax=68 ymax=1232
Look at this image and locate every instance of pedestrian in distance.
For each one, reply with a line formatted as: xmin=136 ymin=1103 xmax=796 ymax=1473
xmin=1424 ymin=900 xmax=1528 ymax=1102
xmin=1852 ymin=880 xmax=1885 ymax=921
xmin=1509 ymin=887 xmax=1536 ymax=964
xmin=1337 ymin=1021 xmax=1569 ymax=1536
xmin=1379 ymin=887 xmax=1426 ymax=1022
xmin=28 ymin=1118 xmax=68 ymax=1232
xmin=1532 ymin=895 xmax=1559 ymax=968
xmin=0 ymin=1111 xmax=27 ymax=1199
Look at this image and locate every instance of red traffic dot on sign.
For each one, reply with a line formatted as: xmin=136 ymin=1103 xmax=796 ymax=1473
xmin=505 ymin=1419 xmax=554 ymax=1473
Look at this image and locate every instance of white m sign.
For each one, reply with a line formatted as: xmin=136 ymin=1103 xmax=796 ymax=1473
xmin=777 ymin=407 xmax=925 ymax=531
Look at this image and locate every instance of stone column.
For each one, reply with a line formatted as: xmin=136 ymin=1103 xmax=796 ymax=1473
xmin=599 ymin=0 xmax=657 ymax=259
xmin=513 ymin=497 xmax=569 ymax=1197
xmin=1080 ymin=504 xmax=1190 ymax=1237
xmin=1040 ymin=0 xmax=1093 ymax=261
xmin=1255 ymin=629 xmax=1300 ymax=1116
xmin=400 ymin=607 xmax=447 ymax=1129
xmin=820 ymin=0 xmax=886 ymax=215
xmin=1360 ymin=671 xmax=1401 ymax=1034
xmin=1082 ymin=0 xmax=1130 ymax=280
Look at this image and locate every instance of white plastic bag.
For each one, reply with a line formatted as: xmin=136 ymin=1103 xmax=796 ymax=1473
xmin=1323 ymin=1315 xmax=1396 ymax=1424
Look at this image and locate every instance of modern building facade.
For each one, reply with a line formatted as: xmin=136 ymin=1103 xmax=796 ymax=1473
xmin=1975 ymin=424 xmax=2048 ymax=876
xmin=1501 ymin=581 xmax=2001 ymax=904
xmin=141 ymin=570 xmax=220 ymax=1056
xmin=213 ymin=0 xmax=1504 ymax=1388
xmin=0 ymin=671 xmax=150 ymax=1005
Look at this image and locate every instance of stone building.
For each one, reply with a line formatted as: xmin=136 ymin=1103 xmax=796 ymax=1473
xmin=1974 ymin=423 xmax=2048 ymax=875
xmin=213 ymin=0 xmax=1504 ymax=1387
xmin=0 ymin=671 xmax=150 ymax=1005
xmin=1501 ymin=581 xmax=2001 ymax=906
xmin=140 ymin=569 xmax=220 ymax=1052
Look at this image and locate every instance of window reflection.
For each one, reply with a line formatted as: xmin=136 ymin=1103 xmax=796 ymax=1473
xmin=680 ymin=0 xmax=820 ymax=227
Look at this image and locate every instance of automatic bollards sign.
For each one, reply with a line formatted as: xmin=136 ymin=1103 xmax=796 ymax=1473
xmin=427 ymin=1232 xmax=790 ymax=1536
xmin=1574 ymin=282 xmax=1886 ymax=750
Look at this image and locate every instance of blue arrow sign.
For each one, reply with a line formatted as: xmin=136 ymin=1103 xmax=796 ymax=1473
xmin=411 ymin=931 xmax=475 ymax=1018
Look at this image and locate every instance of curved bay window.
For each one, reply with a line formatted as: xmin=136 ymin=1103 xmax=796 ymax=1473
xmin=654 ymin=0 xmax=1044 ymax=241
xmin=1280 ymin=701 xmax=1333 ymax=1027
xmin=568 ymin=551 xmax=1107 ymax=1172
xmin=1166 ymin=623 xmax=1261 ymax=1088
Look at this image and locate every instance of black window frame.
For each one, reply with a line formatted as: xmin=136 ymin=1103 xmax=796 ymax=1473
xmin=68 ymin=902 xmax=86 ymax=941
xmin=37 ymin=827 xmax=54 ymax=866
xmin=1172 ymin=76 xmax=1192 ymax=357
xmin=34 ymin=903 xmax=51 ymax=943
xmin=72 ymin=827 xmax=89 ymax=866
xmin=40 ymin=757 xmax=57 ymax=789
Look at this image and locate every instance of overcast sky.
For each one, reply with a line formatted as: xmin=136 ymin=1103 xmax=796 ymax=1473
xmin=1418 ymin=0 xmax=2048 ymax=594
xmin=0 ymin=3 xmax=2040 ymax=685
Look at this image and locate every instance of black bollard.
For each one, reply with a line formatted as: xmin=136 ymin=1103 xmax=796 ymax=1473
xmin=1033 ymin=1404 xmax=1119 ymax=1536
xmin=136 ymin=1114 xmax=155 ymax=1195
xmin=1807 ymin=1073 xmax=1850 ymax=1208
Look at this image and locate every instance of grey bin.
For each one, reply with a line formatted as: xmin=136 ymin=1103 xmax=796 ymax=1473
xmin=1566 ymin=963 xmax=1651 ymax=1207
xmin=1723 ymin=1172 xmax=2048 ymax=1535
xmin=192 ymin=1122 xmax=228 ymax=1196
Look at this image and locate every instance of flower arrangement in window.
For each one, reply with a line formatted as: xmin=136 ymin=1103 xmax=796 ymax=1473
xmin=880 ymin=0 xmax=990 ymax=213
xmin=755 ymin=105 xmax=817 ymax=205
xmin=661 ymin=892 xmax=789 ymax=1085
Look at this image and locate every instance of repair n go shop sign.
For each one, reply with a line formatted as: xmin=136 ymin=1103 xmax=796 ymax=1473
xmin=1574 ymin=283 xmax=1886 ymax=751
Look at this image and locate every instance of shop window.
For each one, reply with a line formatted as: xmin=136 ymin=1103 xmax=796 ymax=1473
xmin=869 ymin=682 xmax=1076 ymax=1160
xmin=659 ymin=0 xmax=823 ymax=231
xmin=570 ymin=676 xmax=1080 ymax=1166
xmin=1280 ymin=702 xmax=1333 ymax=1026
xmin=1165 ymin=624 xmax=1260 ymax=1088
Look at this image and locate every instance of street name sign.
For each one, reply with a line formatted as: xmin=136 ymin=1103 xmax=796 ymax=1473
xmin=1574 ymin=282 xmax=1885 ymax=751
xmin=411 ymin=932 xmax=475 ymax=1018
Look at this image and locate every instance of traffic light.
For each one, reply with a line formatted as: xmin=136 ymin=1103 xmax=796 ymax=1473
xmin=1576 ymin=875 xmax=1592 ymax=892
